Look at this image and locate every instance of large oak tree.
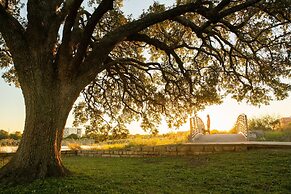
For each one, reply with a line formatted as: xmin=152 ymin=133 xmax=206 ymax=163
xmin=0 ymin=0 xmax=290 ymax=182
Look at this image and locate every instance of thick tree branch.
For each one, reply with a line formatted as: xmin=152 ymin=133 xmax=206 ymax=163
xmin=216 ymin=0 xmax=261 ymax=20
xmin=106 ymin=57 xmax=159 ymax=71
xmin=0 ymin=3 xmax=28 ymax=70
xmin=127 ymin=33 xmax=184 ymax=71
xmin=195 ymin=0 xmax=260 ymax=23
xmin=99 ymin=2 xmax=203 ymax=46
xmin=73 ymin=0 xmax=114 ymax=67
xmin=59 ymin=0 xmax=83 ymax=63
xmin=80 ymin=0 xmax=263 ymax=83
xmin=26 ymin=0 xmax=58 ymax=37
xmin=79 ymin=2 xmax=206 ymax=82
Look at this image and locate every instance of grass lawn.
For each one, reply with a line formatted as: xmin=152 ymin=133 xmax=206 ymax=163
xmin=1 ymin=149 xmax=291 ymax=193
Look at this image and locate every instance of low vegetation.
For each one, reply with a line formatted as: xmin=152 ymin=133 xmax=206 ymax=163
xmin=62 ymin=120 xmax=291 ymax=151
xmin=67 ymin=143 xmax=82 ymax=151
xmin=91 ymin=132 xmax=189 ymax=150
xmin=0 ymin=139 xmax=20 ymax=147
xmin=0 ymin=130 xmax=22 ymax=148
xmin=62 ymin=138 xmax=95 ymax=147
xmin=0 ymin=129 xmax=22 ymax=144
xmin=0 ymin=149 xmax=290 ymax=193
xmin=259 ymin=129 xmax=291 ymax=142
xmin=247 ymin=115 xmax=291 ymax=142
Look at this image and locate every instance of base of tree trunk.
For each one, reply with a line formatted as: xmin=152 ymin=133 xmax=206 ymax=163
xmin=0 ymin=158 xmax=71 ymax=184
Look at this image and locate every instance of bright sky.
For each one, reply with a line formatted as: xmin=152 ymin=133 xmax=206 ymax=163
xmin=0 ymin=0 xmax=290 ymax=134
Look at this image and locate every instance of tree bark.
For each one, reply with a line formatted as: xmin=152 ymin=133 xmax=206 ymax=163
xmin=0 ymin=70 xmax=80 ymax=183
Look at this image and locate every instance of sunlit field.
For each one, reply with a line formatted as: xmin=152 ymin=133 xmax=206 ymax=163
xmin=64 ymin=127 xmax=291 ymax=151
xmin=94 ymin=132 xmax=190 ymax=149
xmin=63 ymin=131 xmax=190 ymax=151
xmin=1 ymin=149 xmax=290 ymax=193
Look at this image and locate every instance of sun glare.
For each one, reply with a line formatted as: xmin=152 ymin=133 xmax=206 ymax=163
xmin=127 ymin=95 xmax=291 ymax=135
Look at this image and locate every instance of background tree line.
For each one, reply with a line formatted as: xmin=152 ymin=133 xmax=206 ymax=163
xmin=0 ymin=130 xmax=22 ymax=140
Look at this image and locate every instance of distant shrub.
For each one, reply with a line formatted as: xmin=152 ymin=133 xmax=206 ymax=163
xmin=68 ymin=143 xmax=82 ymax=150
xmin=9 ymin=131 xmax=22 ymax=140
xmin=0 ymin=139 xmax=20 ymax=146
xmin=61 ymin=138 xmax=95 ymax=146
xmin=0 ymin=130 xmax=9 ymax=140
xmin=89 ymin=131 xmax=189 ymax=150
xmin=90 ymin=133 xmax=109 ymax=143
xmin=229 ymin=125 xmax=238 ymax=134
xmin=210 ymin=129 xmax=229 ymax=134
xmin=126 ymin=131 xmax=188 ymax=147
xmin=65 ymin=134 xmax=79 ymax=139
xmin=262 ymin=129 xmax=291 ymax=142
xmin=85 ymin=131 xmax=129 ymax=143
xmin=262 ymin=131 xmax=281 ymax=141
xmin=281 ymin=123 xmax=291 ymax=131
xmin=92 ymin=143 xmax=128 ymax=150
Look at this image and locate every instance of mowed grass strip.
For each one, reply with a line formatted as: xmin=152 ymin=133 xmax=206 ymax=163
xmin=1 ymin=149 xmax=291 ymax=193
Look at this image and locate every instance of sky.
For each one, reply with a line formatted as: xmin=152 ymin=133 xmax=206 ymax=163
xmin=0 ymin=0 xmax=290 ymax=134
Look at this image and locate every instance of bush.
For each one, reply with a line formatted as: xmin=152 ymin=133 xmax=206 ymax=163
xmin=210 ymin=129 xmax=229 ymax=134
xmin=85 ymin=131 xmax=129 ymax=143
xmin=0 ymin=130 xmax=9 ymax=140
xmin=229 ymin=126 xmax=238 ymax=134
xmin=9 ymin=131 xmax=22 ymax=140
xmin=262 ymin=129 xmax=291 ymax=142
xmin=61 ymin=138 xmax=95 ymax=146
xmin=254 ymin=125 xmax=291 ymax=142
xmin=281 ymin=123 xmax=291 ymax=131
xmin=67 ymin=143 xmax=82 ymax=150
xmin=0 ymin=139 xmax=20 ymax=146
xmin=65 ymin=134 xmax=79 ymax=139
xmin=92 ymin=143 xmax=128 ymax=150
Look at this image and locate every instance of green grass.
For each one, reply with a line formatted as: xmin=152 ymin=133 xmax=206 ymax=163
xmin=261 ymin=130 xmax=291 ymax=142
xmin=1 ymin=149 xmax=291 ymax=193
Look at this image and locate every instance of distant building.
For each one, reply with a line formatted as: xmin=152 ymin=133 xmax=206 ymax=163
xmin=279 ymin=117 xmax=291 ymax=128
xmin=64 ymin=127 xmax=84 ymax=138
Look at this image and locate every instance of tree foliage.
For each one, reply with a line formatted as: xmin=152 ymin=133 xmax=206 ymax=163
xmin=0 ymin=130 xmax=22 ymax=140
xmin=0 ymin=0 xmax=290 ymax=135
xmin=0 ymin=129 xmax=9 ymax=140
xmin=248 ymin=115 xmax=279 ymax=131
xmin=71 ymin=0 xmax=290 ymax=135
xmin=9 ymin=131 xmax=22 ymax=140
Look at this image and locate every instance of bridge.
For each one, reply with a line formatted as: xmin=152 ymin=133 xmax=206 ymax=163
xmin=189 ymin=114 xmax=248 ymax=142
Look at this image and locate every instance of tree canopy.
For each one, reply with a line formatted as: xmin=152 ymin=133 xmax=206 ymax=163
xmin=1 ymin=0 xmax=290 ymax=135
xmin=72 ymin=0 xmax=290 ymax=134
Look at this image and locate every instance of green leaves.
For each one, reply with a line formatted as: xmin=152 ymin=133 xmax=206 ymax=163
xmin=0 ymin=36 xmax=19 ymax=87
xmin=75 ymin=0 xmax=290 ymax=134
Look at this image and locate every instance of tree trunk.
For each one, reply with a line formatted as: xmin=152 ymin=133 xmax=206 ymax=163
xmin=0 ymin=78 xmax=80 ymax=183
